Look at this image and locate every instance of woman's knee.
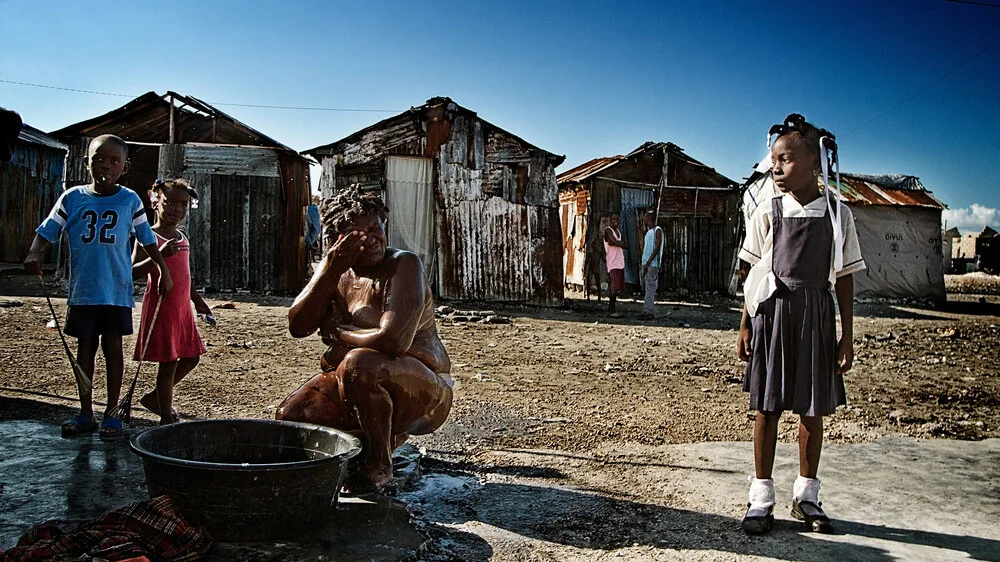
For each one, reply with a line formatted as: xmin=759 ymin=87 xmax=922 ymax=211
xmin=339 ymin=348 xmax=388 ymax=387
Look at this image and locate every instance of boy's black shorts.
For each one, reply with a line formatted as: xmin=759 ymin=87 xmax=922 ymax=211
xmin=64 ymin=305 xmax=133 ymax=339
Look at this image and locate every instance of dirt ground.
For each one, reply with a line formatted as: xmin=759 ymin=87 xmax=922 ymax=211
xmin=1 ymin=272 xmax=999 ymax=560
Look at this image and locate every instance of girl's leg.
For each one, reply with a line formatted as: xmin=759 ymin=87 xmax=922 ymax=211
xmin=75 ymin=336 xmax=99 ymax=417
xmin=744 ymin=410 xmax=780 ymax=535
xmin=100 ymin=335 xmax=124 ymax=417
xmin=753 ymin=411 xmax=780 ymax=478
xmin=793 ymin=415 xmax=833 ymax=532
xmin=173 ymin=356 xmax=200 ymax=386
xmin=155 ymin=360 xmax=179 ymax=425
xmin=798 ymin=415 xmax=823 ymax=477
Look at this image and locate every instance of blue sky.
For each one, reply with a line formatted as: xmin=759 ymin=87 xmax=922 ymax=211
xmin=2 ymin=0 xmax=998 ymax=233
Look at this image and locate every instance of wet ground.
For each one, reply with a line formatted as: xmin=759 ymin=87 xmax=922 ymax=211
xmin=2 ymin=272 xmax=999 ymax=560
xmin=0 ymin=416 xmax=425 ymax=561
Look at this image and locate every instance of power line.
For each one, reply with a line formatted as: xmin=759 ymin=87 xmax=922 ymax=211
xmin=848 ymin=33 xmax=1000 ymax=134
xmin=0 ymin=79 xmax=132 ymax=97
xmin=946 ymin=0 xmax=1000 ymax=8
xmin=0 ymin=79 xmax=402 ymax=113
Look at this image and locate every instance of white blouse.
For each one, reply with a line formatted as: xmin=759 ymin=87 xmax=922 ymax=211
xmin=739 ymin=193 xmax=866 ymax=316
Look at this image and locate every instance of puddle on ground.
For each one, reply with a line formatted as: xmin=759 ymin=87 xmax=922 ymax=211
xmin=0 ymin=419 xmax=425 ymax=561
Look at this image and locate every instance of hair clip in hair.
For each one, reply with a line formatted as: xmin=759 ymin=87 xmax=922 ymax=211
xmin=190 ymin=199 xmax=199 ymax=210
xmin=154 ymin=178 xmax=164 ymax=186
xmin=148 ymin=191 xmax=159 ymax=204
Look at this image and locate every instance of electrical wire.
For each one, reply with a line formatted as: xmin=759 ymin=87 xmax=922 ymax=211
xmin=0 ymin=79 xmax=402 ymax=112
xmin=847 ymin=33 xmax=1000 ymax=134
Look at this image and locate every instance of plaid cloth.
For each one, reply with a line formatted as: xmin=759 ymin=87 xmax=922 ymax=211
xmin=0 ymin=495 xmax=212 ymax=562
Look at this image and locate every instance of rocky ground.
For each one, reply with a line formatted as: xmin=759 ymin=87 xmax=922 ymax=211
xmin=1 ymin=272 xmax=998 ymax=560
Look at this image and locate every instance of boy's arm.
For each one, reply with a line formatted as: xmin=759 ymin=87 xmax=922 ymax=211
xmin=834 ymin=273 xmax=855 ymax=374
xmin=142 ymin=243 xmax=173 ymax=295
xmin=131 ymin=239 xmax=152 ymax=279
xmin=24 ymin=234 xmax=53 ymax=276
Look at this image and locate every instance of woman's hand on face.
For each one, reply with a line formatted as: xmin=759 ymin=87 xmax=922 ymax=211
xmin=325 ymin=230 xmax=367 ymax=273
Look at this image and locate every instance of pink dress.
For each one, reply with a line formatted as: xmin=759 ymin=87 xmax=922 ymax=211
xmin=134 ymin=232 xmax=206 ymax=362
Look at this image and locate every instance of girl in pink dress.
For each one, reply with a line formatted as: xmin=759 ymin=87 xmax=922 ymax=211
xmin=132 ymin=179 xmax=213 ymax=425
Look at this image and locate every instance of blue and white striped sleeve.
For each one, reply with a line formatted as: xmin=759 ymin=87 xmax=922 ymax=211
xmin=36 ymin=191 xmax=71 ymax=243
xmin=131 ymin=194 xmax=157 ymax=247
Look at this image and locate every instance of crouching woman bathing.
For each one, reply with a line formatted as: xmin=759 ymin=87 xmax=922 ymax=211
xmin=277 ymin=186 xmax=452 ymax=493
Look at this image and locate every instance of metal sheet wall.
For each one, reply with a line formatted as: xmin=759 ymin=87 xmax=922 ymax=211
xmin=0 ymin=144 xmax=66 ymax=262
xmin=659 ymin=216 xmax=727 ymax=292
xmin=620 ymin=187 xmax=655 ymax=284
xmin=159 ymin=144 xmax=296 ymax=292
xmin=438 ymin=198 xmax=560 ymax=304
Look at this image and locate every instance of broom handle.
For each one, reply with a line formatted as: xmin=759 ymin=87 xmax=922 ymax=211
xmin=39 ymin=276 xmax=92 ymax=394
xmin=117 ymin=295 xmax=163 ymax=418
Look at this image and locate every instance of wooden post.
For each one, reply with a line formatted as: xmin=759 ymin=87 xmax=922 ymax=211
xmin=655 ymin=146 xmax=667 ymax=221
xmin=168 ymin=94 xmax=175 ymax=144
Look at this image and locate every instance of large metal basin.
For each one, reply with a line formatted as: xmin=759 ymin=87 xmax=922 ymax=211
xmin=129 ymin=418 xmax=361 ymax=541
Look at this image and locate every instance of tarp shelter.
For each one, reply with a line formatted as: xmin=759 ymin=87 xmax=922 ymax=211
xmin=49 ymin=92 xmax=311 ymax=293
xmin=303 ymin=97 xmax=566 ymax=305
xmin=742 ymin=171 xmax=947 ymax=302
xmin=557 ymin=143 xmax=740 ymax=294
xmin=0 ymin=125 xmax=67 ymax=264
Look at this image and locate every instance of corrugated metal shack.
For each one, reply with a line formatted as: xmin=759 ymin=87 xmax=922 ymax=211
xmin=0 ymin=125 xmax=68 ymax=264
xmin=557 ymin=142 xmax=740 ymax=294
xmin=303 ymin=97 xmax=566 ymax=305
xmin=742 ymin=172 xmax=947 ymax=301
xmin=49 ymin=91 xmax=311 ymax=293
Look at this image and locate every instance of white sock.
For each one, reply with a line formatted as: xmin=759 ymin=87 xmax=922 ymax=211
xmin=793 ymin=475 xmax=821 ymax=504
xmin=747 ymin=477 xmax=774 ymax=516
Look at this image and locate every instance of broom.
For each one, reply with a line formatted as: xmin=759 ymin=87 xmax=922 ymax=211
xmin=108 ymin=294 xmax=163 ymax=423
xmin=40 ymin=276 xmax=92 ymax=394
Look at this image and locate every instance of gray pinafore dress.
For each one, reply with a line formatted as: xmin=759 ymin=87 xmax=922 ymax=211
xmin=743 ymin=195 xmax=846 ymax=416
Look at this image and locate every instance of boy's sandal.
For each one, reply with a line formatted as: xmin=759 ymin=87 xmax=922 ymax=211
xmin=791 ymin=499 xmax=834 ymax=534
xmin=99 ymin=417 xmax=123 ymax=440
xmin=61 ymin=414 xmax=98 ymax=437
xmin=741 ymin=503 xmax=774 ymax=535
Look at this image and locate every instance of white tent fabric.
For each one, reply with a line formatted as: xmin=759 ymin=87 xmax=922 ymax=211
xmin=740 ymin=171 xmax=945 ymax=301
xmin=385 ymin=156 xmax=436 ymax=286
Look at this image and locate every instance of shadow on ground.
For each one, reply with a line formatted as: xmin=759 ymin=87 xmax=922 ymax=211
xmin=404 ymin=457 xmax=1000 ymax=562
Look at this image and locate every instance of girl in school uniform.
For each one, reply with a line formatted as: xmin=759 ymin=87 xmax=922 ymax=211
xmin=736 ymin=114 xmax=866 ymax=535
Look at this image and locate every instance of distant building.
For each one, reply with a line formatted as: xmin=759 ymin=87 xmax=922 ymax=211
xmin=557 ymin=142 xmax=740 ymax=294
xmin=953 ymin=226 xmax=999 ymax=273
xmin=0 ymin=125 xmax=67 ymax=264
xmin=50 ymin=91 xmax=311 ymax=292
xmin=742 ymin=172 xmax=947 ymax=302
xmin=303 ymin=97 xmax=566 ymax=305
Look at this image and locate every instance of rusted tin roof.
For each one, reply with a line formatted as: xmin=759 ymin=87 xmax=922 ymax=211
xmin=303 ymin=97 xmax=565 ymax=166
xmin=836 ymin=173 xmax=945 ymax=209
xmin=17 ymin=125 xmax=67 ymax=152
xmin=49 ymin=91 xmax=302 ymax=157
xmin=557 ymin=156 xmax=624 ymax=184
xmin=557 ymin=142 xmax=736 ymax=189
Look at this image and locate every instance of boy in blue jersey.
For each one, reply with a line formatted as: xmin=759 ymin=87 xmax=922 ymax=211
xmin=24 ymin=134 xmax=173 ymax=439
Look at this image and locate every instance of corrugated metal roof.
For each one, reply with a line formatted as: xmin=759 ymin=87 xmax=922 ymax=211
xmin=49 ymin=91 xmax=303 ymax=158
xmin=556 ymin=156 xmax=624 ymax=184
xmin=303 ymin=97 xmax=565 ymax=166
xmin=836 ymin=173 xmax=945 ymax=209
xmin=557 ymin=142 xmax=736 ymax=188
xmin=18 ymin=125 xmax=67 ymax=152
